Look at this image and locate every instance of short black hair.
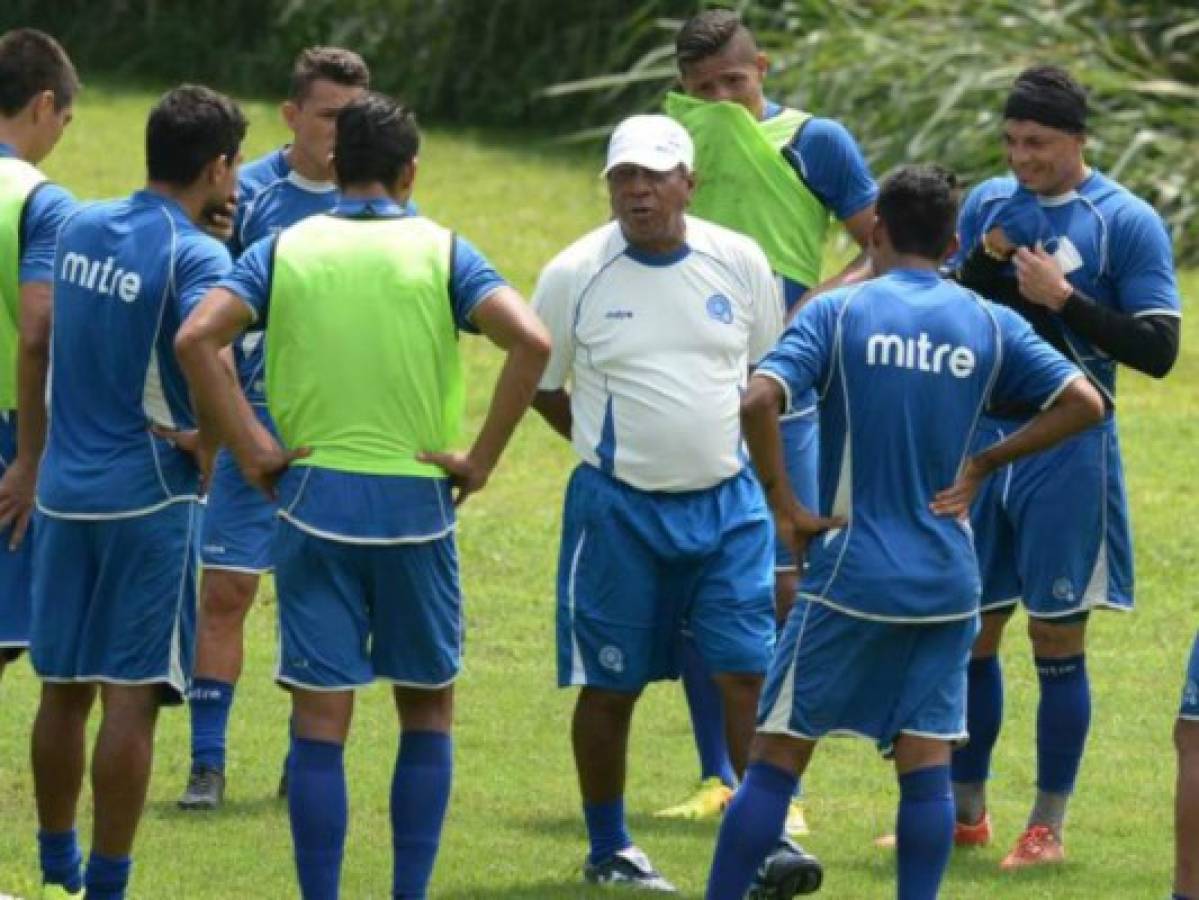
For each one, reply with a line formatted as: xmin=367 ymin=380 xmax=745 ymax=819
xmin=0 ymin=28 xmax=79 ymax=116
xmin=675 ymin=9 xmax=754 ymax=68
xmin=876 ymin=164 xmax=959 ymax=260
xmin=146 ymin=85 xmax=247 ymax=187
xmin=334 ymin=93 xmax=420 ymax=189
xmin=289 ymin=46 xmax=370 ymax=103
xmin=1004 ymin=64 xmax=1088 ymax=134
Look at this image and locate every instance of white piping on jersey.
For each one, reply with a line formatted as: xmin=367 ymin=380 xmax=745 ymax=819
xmin=277 ymin=509 xmax=455 ymax=546
xmin=966 ymin=297 xmax=1006 ymax=484
xmin=1133 ymin=307 xmax=1181 ymax=318
xmin=281 ymin=465 xmax=313 ymax=516
xmin=1039 ymin=372 xmax=1085 ymax=412
xmin=799 ymin=591 xmax=979 ymax=624
xmin=145 ymin=206 xmax=180 ymax=501
xmin=285 ymin=171 xmax=337 ymax=193
xmin=756 ymin=370 xmax=792 ymax=419
xmin=36 ymin=493 xmax=199 ymax=521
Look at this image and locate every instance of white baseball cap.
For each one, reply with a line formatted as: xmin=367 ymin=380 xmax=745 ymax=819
xmin=602 ymin=114 xmax=694 ymax=177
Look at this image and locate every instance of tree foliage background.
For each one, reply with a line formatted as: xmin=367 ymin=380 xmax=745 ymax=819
xmin=4 ymin=0 xmax=1196 ymax=261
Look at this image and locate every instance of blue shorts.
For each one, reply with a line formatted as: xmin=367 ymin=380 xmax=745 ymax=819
xmin=556 ymin=464 xmax=775 ymax=692
xmin=971 ymin=418 xmax=1132 ymax=619
xmin=0 ymin=415 xmax=33 ymax=659
xmin=1180 ymin=631 xmax=1199 ymax=720
xmin=200 ymin=405 xmax=278 ymax=573
xmin=30 ymin=502 xmax=200 ymax=703
xmin=758 ymin=599 xmax=978 ymax=753
xmin=774 ymin=411 xmax=819 ymax=572
xmin=274 ymin=521 xmax=462 ymax=690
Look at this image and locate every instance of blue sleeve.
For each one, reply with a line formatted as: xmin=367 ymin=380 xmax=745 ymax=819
xmin=1107 ymin=202 xmax=1180 ymax=317
xmin=175 ymin=234 xmax=233 ymax=320
xmin=449 ymin=235 xmax=508 ymax=333
xmin=786 ymin=118 xmax=877 ymax=221
xmin=755 ymin=293 xmax=838 ymax=409
xmin=948 ymin=185 xmax=986 ymax=269
xmin=216 ymin=235 xmax=276 ymax=325
xmin=19 ymin=183 xmax=76 ymax=284
xmin=990 ymin=304 xmax=1080 ymax=410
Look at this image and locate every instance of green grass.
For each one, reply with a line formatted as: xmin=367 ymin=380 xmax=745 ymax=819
xmin=0 ymin=83 xmax=1194 ymax=899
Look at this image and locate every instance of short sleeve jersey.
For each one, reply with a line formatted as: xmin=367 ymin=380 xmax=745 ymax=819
xmin=38 ymin=191 xmax=231 ymax=517
xmin=757 ymin=269 xmax=1080 ymax=621
xmin=218 ymin=196 xmax=506 ymax=543
xmin=534 ymin=216 xmax=783 ymax=493
xmin=953 ymin=171 xmax=1180 ymax=406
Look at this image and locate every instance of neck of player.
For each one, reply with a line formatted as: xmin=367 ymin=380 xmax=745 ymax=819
xmin=145 ymin=180 xmax=215 ymax=227
xmin=285 ymin=144 xmax=334 ymax=184
xmin=340 ymin=182 xmax=412 ymax=207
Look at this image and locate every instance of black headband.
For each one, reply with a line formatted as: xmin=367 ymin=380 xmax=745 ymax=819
xmin=1003 ymin=81 xmax=1087 ymax=134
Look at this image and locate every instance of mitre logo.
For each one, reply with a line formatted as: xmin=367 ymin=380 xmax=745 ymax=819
xmin=865 ymin=332 xmax=976 ymax=378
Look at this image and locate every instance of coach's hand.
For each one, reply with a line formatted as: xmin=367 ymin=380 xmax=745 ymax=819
xmin=418 ymin=450 xmax=489 ymax=506
xmin=0 ymin=457 xmax=36 ymax=550
xmin=1013 ymin=246 xmax=1073 ymax=311
xmin=931 ymin=457 xmax=990 ymax=519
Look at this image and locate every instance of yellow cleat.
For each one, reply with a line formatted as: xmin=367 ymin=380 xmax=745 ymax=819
xmin=785 ymin=797 xmax=811 ymax=836
xmin=41 ymin=885 xmax=84 ymax=899
xmin=653 ymin=777 xmax=733 ymax=820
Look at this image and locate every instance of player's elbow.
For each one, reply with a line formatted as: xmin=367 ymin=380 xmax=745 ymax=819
xmin=173 ymin=321 xmax=210 ymax=373
xmin=740 ymin=376 xmax=782 ymax=423
xmin=1066 ymin=378 xmax=1106 ymax=427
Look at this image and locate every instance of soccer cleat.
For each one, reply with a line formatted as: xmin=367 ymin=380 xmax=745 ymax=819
xmin=40 ymin=885 xmax=84 ymax=899
xmin=583 ymin=846 xmax=677 ymax=892
xmin=874 ymin=811 xmax=992 ymax=849
xmin=652 ymin=777 xmax=733 ymax=820
xmin=999 ymin=824 xmax=1065 ymax=870
xmin=177 ymin=765 xmax=226 ymax=810
xmin=784 ymin=798 xmax=810 ymax=837
xmin=747 ymin=837 xmax=823 ymax=898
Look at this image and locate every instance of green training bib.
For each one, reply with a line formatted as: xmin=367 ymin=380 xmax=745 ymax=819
xmin=266 ymin=213 xmax=464 ymax=478
xmin=0 ymin=157 xmax=48 ymax=410
xmin=665 ymin=91 xmax=829 ymax=289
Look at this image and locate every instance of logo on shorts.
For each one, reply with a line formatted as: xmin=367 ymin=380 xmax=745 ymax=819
xmin=706 ymin=294 xmax=734 ymax=324
xmin=1185 ymin=680 xmax=1199 ymax=710
xmin=598 ymin=645 xmax=625 ymax=673
xmin=1052 ymin=577 xmax=1075 ymax=602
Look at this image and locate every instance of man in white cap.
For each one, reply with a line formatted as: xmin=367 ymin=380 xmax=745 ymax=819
xmin=531 ymin=114 xmax=824 ymax=893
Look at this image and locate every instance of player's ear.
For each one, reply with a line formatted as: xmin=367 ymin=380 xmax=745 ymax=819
xmin=281 ymin=99 xmax=299 ymax=131
xmin=397 ymin=158 xmax=418 ymax=192
xmin=28 ymin=89 xmax=57 ymax=123
xmin=754 ymin=51 xmax=768 ymax=80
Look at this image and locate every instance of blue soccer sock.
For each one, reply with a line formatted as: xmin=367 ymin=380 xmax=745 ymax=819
xmin=38 ymin=829 xmax=83 ymax=892
xmin=1035 ymin=654 xmax=1090 ymax=795
xmin=951 ymin=655 xmax=1003 ymax=821
xmin=896 ymin=765 xmax=954 ymax=900
xmin=707 ymin=761 xmax=796 ymax=900
xmin=84 ymin=852 xmax=131 ymax=900
xmin=392 ymin=730 xmax=453 ymax=900
xmin=681 ymin=636 xmax=737 ymax=788
xmin=583 ymin=798 xmax=632 ymax=865
xmin=1173 ymin=894 xmax=1192 ymax=899
xmin=288 ymin=737 xmax=347 ymax=900
xmin=188 ymin=677 xmax=235 ymax=772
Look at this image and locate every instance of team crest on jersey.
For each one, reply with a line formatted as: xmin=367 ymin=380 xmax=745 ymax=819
xmin=1052 ymin=577 xmax=1075 ymax=602
xmin=706 ymin=294 xmax=733 ymax=324
xmin=1185 ymin=680 xmax=1199 ymax=711
xmin=598 ymin=645 xmax=625 ymax=673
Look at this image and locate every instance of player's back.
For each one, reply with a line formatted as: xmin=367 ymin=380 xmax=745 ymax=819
xmin=804 ymin=270 xmax=1001 ymax=620
xmin=39 ymin=191 xmax=218 ymax=516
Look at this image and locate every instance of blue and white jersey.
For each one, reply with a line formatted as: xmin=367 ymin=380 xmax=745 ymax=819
xmin=222 ymin=196 xmax=506 ymax=543
xmin=954 ymin=171 xmax=1180 ymax=406
xmin=230 ymin=148 xmax=338 ymax=405
xmin=534 ymin=216 xmax=783 ymax=493
xmin=757 ymin=269 xmax=1080 ymax=621
xmin=764 ymin=100 xmax=877 ymax=417
xmin=38 ymin=190 xmax=232 ymax=518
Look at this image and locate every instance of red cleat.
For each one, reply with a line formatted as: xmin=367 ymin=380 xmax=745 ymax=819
xmin=873 ymin=812 xmax=992 ymax=850
xmin=999 ymin=824 xmax=1065 ymax=870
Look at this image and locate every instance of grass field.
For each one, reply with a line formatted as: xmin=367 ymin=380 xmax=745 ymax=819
xmin=0 ymin=83 xmax=1194 ymax=899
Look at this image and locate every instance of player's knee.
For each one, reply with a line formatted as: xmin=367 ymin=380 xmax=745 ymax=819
xmin=394 ymin=684 xmax=454 ymax=733
xmin=292 ymin=689 xmax=354 ymax=744
xmin=39 ymin=682 xmax=96 ymax=720
xmin=1027 ymin=616 xmax=1086 ymax=656
xmin=200 ymin=570 xmax=259 ymax=623
xmin=577 ymin=686 xmax=639 ymax=723
xmin=972 ymin=609 xmax=1011 ymax=657
xmin=893 ymin=733 xmax=952 ymax=774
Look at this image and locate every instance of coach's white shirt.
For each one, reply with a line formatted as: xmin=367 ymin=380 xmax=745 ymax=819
xmin=533 ymin=215 xmax=783 ymax=493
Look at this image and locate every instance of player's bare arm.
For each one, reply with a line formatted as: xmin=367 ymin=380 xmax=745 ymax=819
xmin=418 ymin=285 xmax=550 ymax=506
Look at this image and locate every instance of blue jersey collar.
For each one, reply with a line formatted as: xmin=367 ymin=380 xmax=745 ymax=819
xmin=333 ymin=196 xmax=409 ymax=219
xmin=890 ymin=266 xmax=941 ymax=283
xmin=623 ymin=240 xmax=691 ymax=267
xmin=133 ymin=188 xmax=200 ymax=229
xmin=0 ymin=142 xmax=17 ymax=159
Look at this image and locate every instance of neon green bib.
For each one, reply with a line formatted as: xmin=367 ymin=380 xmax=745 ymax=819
xmin=266 ymin=213 xmax=464 ymax=478
xmin=665 ymin=92 xmax=829 ymax=288
xmin=0 ymin=157 xmax=48 ymax=410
